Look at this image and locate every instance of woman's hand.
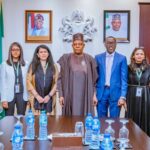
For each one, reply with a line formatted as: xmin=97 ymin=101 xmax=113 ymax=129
xmin=44 ymin=95 xmax=51 ymax=103
xmin=59 ymin=97 xmax=64 ymax=107
xmin=2 ymin=101 xmax=8 ymax=109
xmin=36 ymin=95 xmax=44 ymax=103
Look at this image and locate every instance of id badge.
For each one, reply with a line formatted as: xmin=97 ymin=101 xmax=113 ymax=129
xmin=136 ymin=87 xmax=142 ymax=97
xmin=15 ymin=84 xmax=20 ymax=93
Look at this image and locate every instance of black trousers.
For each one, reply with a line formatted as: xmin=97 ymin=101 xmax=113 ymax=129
xmin=5 ymin=93 xmax=27 ymax=116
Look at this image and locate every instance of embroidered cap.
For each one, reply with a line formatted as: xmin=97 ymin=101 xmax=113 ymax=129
xmin=73 ymin=33 xmax=84 ymax=41
xmin=112 ymin=14 xmax=121 ymax=20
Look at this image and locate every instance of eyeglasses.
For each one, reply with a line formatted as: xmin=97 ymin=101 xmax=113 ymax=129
xmin=11 ymin=48 xmax=20 ymax=52
xmin=73 ymin=43 xmax=84 ymax=46
xmin=106 ymin=42 xmax=116 ymax=45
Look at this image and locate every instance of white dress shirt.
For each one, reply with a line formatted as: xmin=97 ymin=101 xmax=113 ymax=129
xmin=105 ymin=52 xmax=115 ymax=86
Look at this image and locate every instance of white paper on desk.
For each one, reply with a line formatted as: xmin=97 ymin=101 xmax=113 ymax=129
xmin=47 ymin=134 xmax=53 ymax=140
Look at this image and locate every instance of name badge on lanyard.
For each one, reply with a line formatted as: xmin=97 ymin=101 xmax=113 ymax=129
xmin=136 ymin=68 xmax=142 ymax=85
xmin=15 ymin=83 xmax=20 ymax=93
xmin=135 ymin=68 xmax=143 ymax=97
xmin=136 ymin=87 xmax=142 ymax=97
xmin=13 ymin=62 xmax=21 ymax=93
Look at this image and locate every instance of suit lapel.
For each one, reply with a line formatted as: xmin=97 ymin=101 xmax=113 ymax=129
xmin=111 ymin=52 xmax=118 ymax=75
xmin=102 ymin=52 xmax=106 ymax=78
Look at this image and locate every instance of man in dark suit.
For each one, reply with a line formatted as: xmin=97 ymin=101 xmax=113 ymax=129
xmin=95 ymin=36 xmax=128 ymax=117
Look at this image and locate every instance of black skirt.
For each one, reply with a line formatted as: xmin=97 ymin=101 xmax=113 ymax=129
xmin=126 ymin=85 xmax=150 ymax=136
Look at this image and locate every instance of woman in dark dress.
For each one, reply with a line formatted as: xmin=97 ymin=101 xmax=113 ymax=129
xmin=27 ymin=45 xmax=58 ymax=115
xmin=126 ymin=47 xmax=150 ymax=136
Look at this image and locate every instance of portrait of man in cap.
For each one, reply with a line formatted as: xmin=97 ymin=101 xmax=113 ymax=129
xmin=111 ymin=14 xmax=121 ymax=31
xmin=104 ymin=11 xmax=130 ymax=42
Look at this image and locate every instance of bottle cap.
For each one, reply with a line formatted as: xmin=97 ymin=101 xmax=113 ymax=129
xmin=93 ymin=116 xmax=98 ymax=119
xmin=41 ymin=110 xmax=46 ymax=114
xmin=14 ymin=124 xmax=21 ymax=129
xmin=104 ymin=133 xmax=110 ymax=138
xmin=87 ymin=113 xmax=92 ymax=116
xmin=28 ymin=109 xmax=32 ymax=113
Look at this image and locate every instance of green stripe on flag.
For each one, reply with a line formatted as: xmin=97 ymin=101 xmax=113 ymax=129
xmin=0 ymin=1 xmax=5 ymax=119
xmin=0 ymin=107 xmax=5 ymax=120
xmin=0 ymin=2 xmax=4 ymax=63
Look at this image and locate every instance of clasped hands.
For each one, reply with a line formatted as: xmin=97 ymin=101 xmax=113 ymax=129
xmin=36 ymin=94 xmax=51 ymax=104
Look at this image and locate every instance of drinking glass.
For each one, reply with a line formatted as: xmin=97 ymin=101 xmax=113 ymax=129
xmin=117 ymin=138 xmax=129 ymax=150
xmin=75 ymin=121 xmax=84 ymax=137
xmin=118 ymin=119 xmax=129 ymax=148
xmin=119 ymin=119 xmax=129 ymax=140
xmin=104 ymin=119 xmax=115 ymax=140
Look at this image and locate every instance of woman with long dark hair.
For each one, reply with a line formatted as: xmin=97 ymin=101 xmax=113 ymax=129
xmin=126 ymin=47 xmax=150 ymax=136
xmin=1 ymin=42 xmax=28 ymax=115
xmin=27 ymin=45 xmax=58 ymax=115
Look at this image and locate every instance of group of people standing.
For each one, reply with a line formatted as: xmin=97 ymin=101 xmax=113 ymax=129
xmin=0 ymin=43 xmax=58 ymax=116
xmin=0 ymin=33 xmax=150 ymax=136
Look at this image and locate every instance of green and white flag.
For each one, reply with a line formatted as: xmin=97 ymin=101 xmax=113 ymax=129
xmin=0 ymin=0 xmax=5 ymax=119
xmin=105 ymin=12 xmax=110 ymax=30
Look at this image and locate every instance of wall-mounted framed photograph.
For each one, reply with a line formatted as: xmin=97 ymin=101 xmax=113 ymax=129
xmin=104 ymin=10 xmax=130 ymax=43
xmin=25 ymin=10 xmax=52 ymax=43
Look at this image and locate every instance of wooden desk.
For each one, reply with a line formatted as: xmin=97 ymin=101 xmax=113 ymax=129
xmin=0 ymin=116 xmax=150 ymax=150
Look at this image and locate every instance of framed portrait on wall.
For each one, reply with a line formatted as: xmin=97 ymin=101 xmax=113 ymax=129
xmin=25 ymin=10 xmax=52 ymax=43
xmin=104 ymin=10 xmax=130 ymax=43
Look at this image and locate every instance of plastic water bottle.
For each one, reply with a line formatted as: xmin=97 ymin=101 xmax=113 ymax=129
xmin=90 ymin=116 xmax=100 ymax=149
xmin=38 ymin=110 xmax=48 ymax=140
xmin=25 ymin=109 xmax=35 ymax=139
xmin=84 ymin=113 xmax=93 ymax=145
xmin=12 ymin=124 xmax=24 ymax=150
xmin=101 ymin=133 xmax=113 ymax=150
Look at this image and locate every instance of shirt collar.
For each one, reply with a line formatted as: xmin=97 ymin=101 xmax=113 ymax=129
xmin=106 ymin=51 xmax=115 ymax=57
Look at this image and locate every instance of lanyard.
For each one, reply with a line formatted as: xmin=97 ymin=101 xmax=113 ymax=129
xmin=13 ymin=62 xmax=20 ymax=83
xmin=136 ymin=68 xmax=142 ymax=85
xmin=43 ymin=63 xmax=48 ymax=87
